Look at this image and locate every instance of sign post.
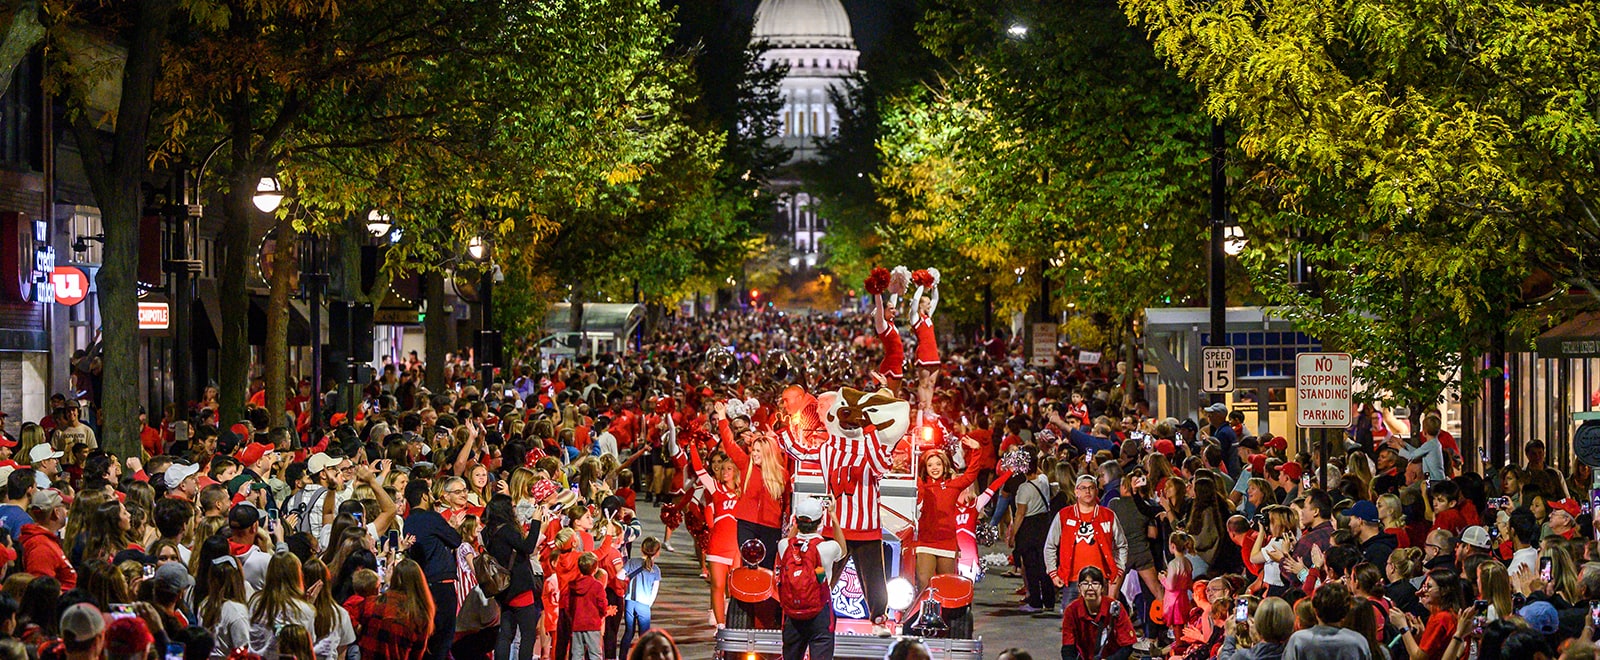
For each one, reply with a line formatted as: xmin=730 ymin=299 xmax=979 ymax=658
xmin=1295 ymin=352 xmax=1352 ymax=490
xmin=1030 ymin=323 xmax=1057 ymax=368
xmin=1201 ymin=347 xmax=1235 ymax=394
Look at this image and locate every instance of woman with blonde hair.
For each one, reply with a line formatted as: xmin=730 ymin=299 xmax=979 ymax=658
xmin=14 ymin=423 xmax=44 ymax=474
xmin=247 ymin=552 xmax=316 ymax=657
xmin=463 ymin=461 xmax=493 ymax=508
xmin=711 ymin=404 xmax=788 ymax=572
xmin=1219 ymin=596 xmax=1293 ymax=660
xmin=1378 ymin=494 xmax=1411 ymax=548
xmin=1476 ymin=561 xmax=1515 ymax=622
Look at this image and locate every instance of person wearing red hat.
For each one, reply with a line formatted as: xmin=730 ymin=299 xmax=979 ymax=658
xmin=1277 ymin=462 xmax=1304 ymax=505
xmin=0 ymin=432 xmax=18 ymax=470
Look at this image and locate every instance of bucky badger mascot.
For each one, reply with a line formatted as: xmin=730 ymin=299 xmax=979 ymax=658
xmin=781 ymin=386 xmax=911 ymax=632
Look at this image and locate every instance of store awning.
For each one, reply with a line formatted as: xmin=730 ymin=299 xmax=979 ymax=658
xmin=193 ymin=281 xmax=223 ymax=349
xmin=1536 ymin=311 xmax=1600 ymax=358
xmin=543 ymin=303 xmax=645 ymax=336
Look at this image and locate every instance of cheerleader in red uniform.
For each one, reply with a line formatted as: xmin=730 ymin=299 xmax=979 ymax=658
xmin=915 ymin=445 xmax=984 ymax=590
xmin=956 ymin=468 xmax=1015 ymax=580
xmin=687 ymin=442 xmax=740 ymax=628
xmin=909 ymin=270 xmax=941 ymax=409
xmin=865 ymin=266 xmax=906 ymax=391
xmin=873 ymin=293 xmax=905 ymax=390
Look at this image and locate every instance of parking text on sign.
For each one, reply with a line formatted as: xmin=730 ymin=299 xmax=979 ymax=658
xmin=1295 ymin=353 xmax=1352 ymax=427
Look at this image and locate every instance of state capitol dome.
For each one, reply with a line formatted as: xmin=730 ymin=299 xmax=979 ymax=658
xmin=751 ymin=0 xmax=859 ymax=259
xmin=753 ymin=0 xmax=855 ymax=50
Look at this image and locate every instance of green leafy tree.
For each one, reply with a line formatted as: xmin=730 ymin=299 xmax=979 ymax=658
xmin=870 ymin=0 xmax=1213 ymax=343
xmin=44 ymin=0 xmax=181 ymax=458
xmin=1119 ymin=0 xmax=1580 ymax=407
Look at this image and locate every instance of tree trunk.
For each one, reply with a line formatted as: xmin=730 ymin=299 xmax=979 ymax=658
xmin=264 ymin=214 xmax=297 ymax=427
xmin=217 ymin=100 xmax=255 ymax=427
xmin=66 ymin=0 xmax=176 ymax=460
xmin=424 ymin=270 xmax=446 ymax=391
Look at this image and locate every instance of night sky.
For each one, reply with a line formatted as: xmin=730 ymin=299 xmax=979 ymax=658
xmin=728 ymin=0 xmax=897 ymax=58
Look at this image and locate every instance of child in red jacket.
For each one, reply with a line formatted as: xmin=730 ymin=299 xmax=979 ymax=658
xmin=562 ymin=552 xmax=612 ymax=660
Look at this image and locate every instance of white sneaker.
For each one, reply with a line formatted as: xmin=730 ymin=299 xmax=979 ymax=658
xmin=663 ymin=542 xmax=679 ymax=553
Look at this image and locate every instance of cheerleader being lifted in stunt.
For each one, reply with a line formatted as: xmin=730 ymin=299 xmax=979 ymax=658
xmin=866 ymin=266 xmax=907 ymax=391
xmin=909 ymin=269 xmax=941 ymax=410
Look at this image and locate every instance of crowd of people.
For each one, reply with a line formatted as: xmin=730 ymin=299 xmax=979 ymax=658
xmin=0 ymin=300 xmax=1595 ymax=660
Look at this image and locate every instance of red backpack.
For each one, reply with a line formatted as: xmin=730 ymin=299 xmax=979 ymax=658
xmin=778 ymin=538 xmax=828 ymax=620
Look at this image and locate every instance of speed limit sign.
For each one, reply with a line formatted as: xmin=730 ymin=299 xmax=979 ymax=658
xmin=1202 ymin=347 xmax=1235 ymax=394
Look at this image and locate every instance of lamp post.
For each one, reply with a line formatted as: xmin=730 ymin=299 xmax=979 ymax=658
xmin=165 ymin=140 xmax=283 ymax=413
xmin=467 ymin=236 xmax=499 ymax=393
xmin=1208 ymin=122 xmax=1228 ymax=405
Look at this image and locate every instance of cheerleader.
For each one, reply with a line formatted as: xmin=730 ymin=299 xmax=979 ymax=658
xmin=714 ymin=400 xmax=789 ymax=570
xmin=872 ymin=292 xmax=905 ymax=390
xmin=687 ymin=442 xmax=740 ymax=628
xmin=955 ymin=468 xmax=1015 ymax=581
xmin=909 ymin=273 xmax=941 ymax=409
xmin=914 ymin=443 xmax=984 ymax=590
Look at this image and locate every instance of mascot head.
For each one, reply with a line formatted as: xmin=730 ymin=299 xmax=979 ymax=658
xmin=824 ymin=387 xmax=911 ymax=447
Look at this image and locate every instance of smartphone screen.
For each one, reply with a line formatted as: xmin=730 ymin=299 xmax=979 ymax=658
xmin=1541 ymin=556 xmax=1554 ymax=582
xmin=386 ymin=529 xmax=400 ymax=552
xmin=109 ymin=603 xmax=137 ymax=621
xmin=1590 ymin=602 xmax=1600 ymax=627
xmin=1234 ymin=598 xmax=1249 ymax=622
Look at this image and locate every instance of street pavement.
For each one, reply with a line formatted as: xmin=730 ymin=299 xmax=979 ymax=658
xmin=631 ymin=504 xmax=1061 ymax=659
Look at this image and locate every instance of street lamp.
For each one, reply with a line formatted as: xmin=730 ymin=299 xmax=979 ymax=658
xmin=253 ymin=176 xmax=284 ymax=213
xmin=1007 ymin=23 xmax=1029 ymax=38
xmin=468 ymin=236 xmax=499 ymax=392
xmin=365 ymin=210 xmax=392 ymax=239
xmin=1223 ymin=226 xmax=1246 ymax=256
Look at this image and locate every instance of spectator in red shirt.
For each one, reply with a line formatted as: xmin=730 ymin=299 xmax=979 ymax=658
xmin=1060 ymin=565 xmax=1136 ymax=660
xmin=563 ymin=552 xmax=610 ymax=660
xmin=19 ymin=489 xmax=75 ymax=589
xmin=1429 ymin=481 xmax=1477 ymax=535
xmin=356 ymin=558 xmax=434 ymax=660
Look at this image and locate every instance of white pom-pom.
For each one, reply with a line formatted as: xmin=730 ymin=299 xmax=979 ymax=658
xmin=928 ymin=268 xmax=941 ymax=288
xmin=889 ymin=266 xmax=912 ymax=296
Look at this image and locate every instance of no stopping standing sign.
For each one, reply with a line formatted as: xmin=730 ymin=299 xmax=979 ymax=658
xmin=1295 ymin=353 xmax=1352 ymax=428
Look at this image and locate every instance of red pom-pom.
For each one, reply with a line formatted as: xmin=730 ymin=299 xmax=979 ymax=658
xmin=865 ymin=267 xmax=891 ymax=295
xmin=912 ymin=269 xmax=934 ymax=288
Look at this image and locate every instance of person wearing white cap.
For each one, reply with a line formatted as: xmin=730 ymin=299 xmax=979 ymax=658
xmin=1203 ymin=402 xmax=1240 ymax=476
xmin=27 ymin=444 xmax=62 ymax=489
xmin=163 ymin=461 xmax=202 ymax=501
xmin=776 ymin=497 xmax=844 ymax=660
xmin=284 ymin=452 xmax=350 ymax=546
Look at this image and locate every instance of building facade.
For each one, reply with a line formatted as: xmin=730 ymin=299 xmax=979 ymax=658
xmin=752 ymin=0 xmax=859 ymax=264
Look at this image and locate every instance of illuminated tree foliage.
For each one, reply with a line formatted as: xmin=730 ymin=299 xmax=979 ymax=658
xmin=1119 ymin=0 xmax=1593 ymax=407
